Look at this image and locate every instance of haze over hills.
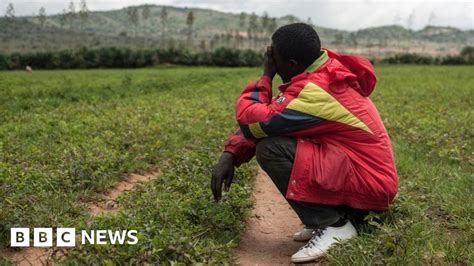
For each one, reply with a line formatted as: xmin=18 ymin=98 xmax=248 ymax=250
xmin=1 ymin=4 xmax=472 ymax=58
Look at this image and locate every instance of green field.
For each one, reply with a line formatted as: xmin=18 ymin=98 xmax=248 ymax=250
xmin=0 ymin=65 xmax=473 ymax=264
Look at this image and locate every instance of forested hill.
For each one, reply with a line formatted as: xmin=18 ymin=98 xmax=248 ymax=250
xmin=1 ymin=4 xmax=472 ymax=57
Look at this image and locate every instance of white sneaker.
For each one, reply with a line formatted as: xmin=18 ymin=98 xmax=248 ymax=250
xmin=293 ymin=227 xmax=316 ymax=242
xmin=291 ymin=220 xmax=357 ymax=263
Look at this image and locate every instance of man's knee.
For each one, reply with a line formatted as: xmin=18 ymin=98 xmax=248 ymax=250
xmin=256 ymin=137 xmax=297 ymax=196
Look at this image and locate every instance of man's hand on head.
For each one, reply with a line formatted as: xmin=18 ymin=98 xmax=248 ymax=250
xmin=211 ymin=152 xmax=235 ymax=202
xmin=263 ymin=46 xmax=277 ymax=79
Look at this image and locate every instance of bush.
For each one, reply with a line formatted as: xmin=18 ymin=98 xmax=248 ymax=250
xmin=382 ymin=50 xmax=473 ymax=65
xmin=0 ymin=47 xmax=263 ymax=70
xmin=0 ymin=53 xmax=8 ymax=70
xmin=9 ymin=46 xmax=474 ymax=69
xmin=460 ymin=46 xmax=474 ymax=64
xmin=240 ymin=49 xmax=263 ymax=67
xmin=440 ymin=55 xmax=466 ymax=65
xmin=7 ymin=53 xmax=22 ymax=69
xmin=211 ymin=48 xmax=242 ymax=66
xmin=382 ymin=53 xmax=434 ymax=65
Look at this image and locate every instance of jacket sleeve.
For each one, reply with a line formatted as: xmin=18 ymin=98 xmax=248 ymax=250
xmin=236 ymin=76 xmax=326 ymax=139
xmin=223 ymin=128 xmax=259 ymax=167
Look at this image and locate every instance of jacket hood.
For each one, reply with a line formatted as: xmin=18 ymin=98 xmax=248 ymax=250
xmin=325 ymin=49 xmax=377 ymax=97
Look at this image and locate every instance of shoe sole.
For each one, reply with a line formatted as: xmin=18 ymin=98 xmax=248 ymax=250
xmin=291 ymin=253 xmax=324 ymax=263
xmin=291 ymin=235 xmax=357 ymax=263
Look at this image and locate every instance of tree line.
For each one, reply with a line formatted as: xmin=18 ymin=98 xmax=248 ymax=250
xmin=0 ymin=47 xmax=263 ymax=70
xmin=381 ymin=46 xmax=474 ymax=65
xmin=1 ymin=45 xmax=472 ymax=71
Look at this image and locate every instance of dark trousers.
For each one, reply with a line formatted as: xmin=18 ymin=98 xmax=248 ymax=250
xmin=255 ymin=136 xmax=367 ymax=228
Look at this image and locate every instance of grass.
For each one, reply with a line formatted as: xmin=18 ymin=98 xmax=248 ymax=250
xmin=0 ymin=66 xmax=258 ymax=264
xmin=0 ymin=65 xmax=473 ymax=264
xmin=329 ymin=65 xmax=473 ymax=264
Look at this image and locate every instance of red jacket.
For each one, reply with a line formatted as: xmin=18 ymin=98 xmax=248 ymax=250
xmin=223 ymin=49 xmax=398 ymax=211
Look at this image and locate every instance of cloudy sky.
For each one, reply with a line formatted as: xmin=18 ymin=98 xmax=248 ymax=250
xmin=1 ymin=0 xmax=473 ymax=31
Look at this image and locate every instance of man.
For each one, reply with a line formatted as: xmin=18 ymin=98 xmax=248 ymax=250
xmin=211 ymin=23 xmax=398 ymax=263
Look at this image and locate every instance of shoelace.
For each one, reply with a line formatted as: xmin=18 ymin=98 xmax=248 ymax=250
xmin=300 ymin=228 xmax=326 ymax=250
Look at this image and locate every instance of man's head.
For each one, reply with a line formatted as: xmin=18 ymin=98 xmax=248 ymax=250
xmin=271 ymin=23 xmax=322 ymax=83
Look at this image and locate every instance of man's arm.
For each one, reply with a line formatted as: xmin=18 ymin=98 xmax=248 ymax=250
xmin=211 ymin=128 xmax=259 ymax=201
xmin=232 ymin=46 xmax=326 ymax=139
xmin=211 ymin=47 xmax=277 ymax=202
xmin=236 ymin=77 xmax=328 ymax=139
xmin=223 ymin=128 xmax=259 ymax=167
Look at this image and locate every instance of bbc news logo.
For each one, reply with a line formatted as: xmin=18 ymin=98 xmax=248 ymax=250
xmin=11 ymin=228 xmax=138 ymax=247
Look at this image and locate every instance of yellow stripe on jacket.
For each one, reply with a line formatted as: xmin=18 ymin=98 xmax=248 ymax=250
xmin=286 ymin=82 xmax=373 ymax=134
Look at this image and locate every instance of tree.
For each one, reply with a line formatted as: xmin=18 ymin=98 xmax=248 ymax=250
xmin=5 ymin=3 xmax=15 ymax=21
xmin=79 ymin=0 xmax=89 ymax=29
xmin=142 ymin=5 xmax=151 ymax=29
xmin=239 ymin=12 xmax=246 ymax=28
xmin=349 ymin=32 xmax=358 ymax=47
xmin=248 ymin=12 xmax=258 ymax=48
xmin=59 ymin=9 xmax=68 ymax=28
xmin=210 ymin=38 xmax=216 ymax=50
xmin=199 ymin=40 xmax=206 ymax=51
xmin=261 ymin=12 xmax=269 ymax=33
xmin=213 ymin=34 xmax=220 ymax=48
xmin=38 ymin=7 xmax=47 ymax=27
xmin=68 ymin=1 xmax=76 ymax=29
xmin=225 ymin=31 xmax=232 ymax=46
xmin=306 ymin=17 xmax=313 ymax=26
xmin=249 ymin=12 xmax=258 ymax=30
xmin=246 ymin=28 xmax=252 ymax=49
xmin=127 ymin=7 xmax=139 ymax=37
xmin=186 ymin=11 xmax=195 ymax=46
xmin=236 ymin=31 xmax=244 ymax=49
xmin=460 ymin=46 xmax=474 ymax=63
xmin=160 ymin=7 xmax=168 ymax=43
xmin=267 ymin=17 xmax=277 ymax=34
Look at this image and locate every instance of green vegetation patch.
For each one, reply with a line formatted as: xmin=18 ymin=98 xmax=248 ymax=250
xmin=0 ymin=67 xmax=257 ymax=263
xmin=0 ymin=65 xmax=473 ymax=264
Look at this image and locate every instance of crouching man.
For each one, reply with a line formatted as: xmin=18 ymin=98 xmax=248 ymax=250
xmin=211 ymin=23 xmax=398 ymax=263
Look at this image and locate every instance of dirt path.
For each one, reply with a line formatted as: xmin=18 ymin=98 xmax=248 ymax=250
xmin=0 ymin=248 xmax=50 ymax=266
xmin=88 ymin=170 xmax=160 ymax=217
xmin=1 ymin=169 xmax=160 ymax=266
xmin=3 ymin=168 xmax=321 ymax=265
xmin=234 ymin=168 xmax=322 ymax=266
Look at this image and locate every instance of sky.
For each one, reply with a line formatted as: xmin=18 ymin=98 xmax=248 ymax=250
xmin=0 ymin=0 xmax=473 ymax=31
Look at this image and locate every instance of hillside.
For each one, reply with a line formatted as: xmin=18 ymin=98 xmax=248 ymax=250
xmin=1 ymin=4 xmax=472 ymax=57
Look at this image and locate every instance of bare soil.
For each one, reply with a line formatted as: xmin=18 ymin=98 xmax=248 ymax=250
xmin=88 ymin=170 xmax=160 ymax=216
xmin=0 ymin=248 xmax=50 ymax=266
xmin=3 ymin=168 xmax=323 ymax=265
xmin=234 ymin=168 xmax=323 ymax=265
xmin=1 ymin=169 xmax=160 ymax=265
